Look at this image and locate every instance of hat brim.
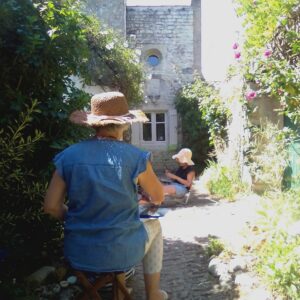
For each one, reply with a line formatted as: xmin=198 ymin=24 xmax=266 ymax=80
xmin=69 ymin=110 xmax=149 ymax=126
xmin=172 ymin=154 xmax=195 ymax=166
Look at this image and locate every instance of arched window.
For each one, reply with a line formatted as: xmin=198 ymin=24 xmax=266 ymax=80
xmin=144 ymin=49 xmax=162 ymax=67
xmin=147 ymin=54 xmax=160 ymax=67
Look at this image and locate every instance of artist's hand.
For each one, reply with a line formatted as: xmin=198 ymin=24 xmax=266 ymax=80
xmin=148 ymin=204 xmax=160 ymax=213
xmin=165 ymin=169 xmax=175 ymax=180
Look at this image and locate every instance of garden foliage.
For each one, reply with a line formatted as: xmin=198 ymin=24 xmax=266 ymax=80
xmin=230 ymin=1 xmax=300 ymax=297
xmin=175 ymin=78 xmax=229 ymax=171
xmin=201 ymin=160 xmax=249 ymax=201
xmin=205 ymin=236 xmax=225 ymax=258
xmin=256 ymin=190 xmax=300 ymax=298
xmin=247 ymin=122 xmax=291 ymax=192
xmin=0 ymin=101 xmax=64 ymax=278
xmin=234 ymin=0 xmax=300 ymax=122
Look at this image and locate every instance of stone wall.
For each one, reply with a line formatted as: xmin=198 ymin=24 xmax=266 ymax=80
xmin=83 ymin=2 xmax=202 ymax=170
xmin=85 ymin=0 xmax=126 ymax=36
xmin=127 ymin=6 xmax=195 ymax=156
xmin=127 ymin=6 xmax=194 ymax=101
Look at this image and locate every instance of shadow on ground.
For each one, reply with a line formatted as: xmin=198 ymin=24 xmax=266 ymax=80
xmin=129 ymin=189 xmax=240 ymax=300
xmin=129 ymin=237 xmax=239 ymax=300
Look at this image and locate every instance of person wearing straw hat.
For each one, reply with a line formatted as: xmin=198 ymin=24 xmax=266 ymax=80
xmin=163 ymin=148 xmax=196 ymax=197
xmin=43 ymin=92 xmax=168 ymax=300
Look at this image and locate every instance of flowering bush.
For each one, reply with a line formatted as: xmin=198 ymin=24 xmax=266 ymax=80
xmin=234 ymin=0 xmax=300 ymax=122
xmin=245 ymin=90 xmax=257 ymax=101
xmin=231 ymin=1 xmax=300 ymax=298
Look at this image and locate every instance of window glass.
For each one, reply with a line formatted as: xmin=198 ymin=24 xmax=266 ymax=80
xmin=147 ymin=55 xmax=160 ymax=67
xmin=142 ymin=112 xmax=166 ymax=142
xmin=143 ymin=123 xmax=152 ymax=141
xmin=143 ymin=113 xmax=152 ymax=141
xmin=156 ymin=124 xmax=165 ymax=141
xmin=156 ymin=113 xmax=165 ymax=122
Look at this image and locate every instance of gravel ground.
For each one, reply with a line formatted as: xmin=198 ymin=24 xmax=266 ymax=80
xmin=128 ymin=181 xmax=262 ymax=300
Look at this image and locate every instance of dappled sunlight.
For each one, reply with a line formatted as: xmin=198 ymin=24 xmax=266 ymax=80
xmin=160 ymin=189 xmax=261 ymax=249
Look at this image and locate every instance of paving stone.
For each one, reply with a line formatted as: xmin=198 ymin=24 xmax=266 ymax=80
xmin=127 ymin=189 xmax=274 ymax=300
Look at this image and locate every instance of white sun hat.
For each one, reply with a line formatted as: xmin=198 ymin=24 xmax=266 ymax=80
xmin=172 ymin=148 xmax=194 ymax=165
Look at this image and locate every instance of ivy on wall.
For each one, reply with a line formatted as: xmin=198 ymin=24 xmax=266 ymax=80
xmin=175 ymin=78 xmax=230 ymax=172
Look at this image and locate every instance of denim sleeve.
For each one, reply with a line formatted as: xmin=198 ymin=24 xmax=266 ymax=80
xmin=132 ymin=151 xmax=151 ymax=179
xmin=53 ymin=151 xmax=66 ymax=181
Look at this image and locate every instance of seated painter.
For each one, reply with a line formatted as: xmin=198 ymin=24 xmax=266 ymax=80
xmin=163 ymin=148 xmax=196 ymax=197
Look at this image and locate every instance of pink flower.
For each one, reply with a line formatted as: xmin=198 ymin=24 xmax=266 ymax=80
xmin=232 ymin=42 xmax=239 ymax=50
xmin=264 ymin=49 xmax=272 ymax=57
xmin=246 ymin=90 xmax=257 ymax=101
xmin=234 ymin=51 xmax=241 ymax=59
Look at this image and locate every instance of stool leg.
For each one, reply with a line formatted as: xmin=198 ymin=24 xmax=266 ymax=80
xmin=74 ymin=271 xmax=132 ymax=300
xmin=75 ymin=271 xmax=102 ymax=300
xmin=112 ymin=273 xmax=132 ymax=300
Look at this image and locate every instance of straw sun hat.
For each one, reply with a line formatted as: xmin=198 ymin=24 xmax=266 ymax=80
xmin=172 ymin=148 xmax=195 ymax=166
xmin=69 ymin=92 xmax=148 ymax=126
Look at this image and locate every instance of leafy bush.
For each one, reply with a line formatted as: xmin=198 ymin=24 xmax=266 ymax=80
xmin=254 ymin=188 xmax=300 ymax=299
xmin=223 ymin=2 xmax=300 ymax=297
xmin=205 ymin=236 xmax=225 ymax=258
xmin=258 ymin=189 xmax=300 ymax=237
xmin=175 ymin=78 xmax=229 ymax=172
xmin=201 ymin=160 xmax=250 ymax=201
xmin=257 ymin=232 xmax=300 ymax=299
xmin=0 ymin=0 xmax=143 ymax=153
xmin=247 ymin=122 xmax=291 ymax=192
xmin=0 ymin=101 xmax=63 ymax=278
xmin=234 ymin=0 xmax=300 ymax=122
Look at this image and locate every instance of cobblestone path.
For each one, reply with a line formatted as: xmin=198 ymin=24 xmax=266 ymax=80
xmin=128 ymin=182 xmax=250 ymax=300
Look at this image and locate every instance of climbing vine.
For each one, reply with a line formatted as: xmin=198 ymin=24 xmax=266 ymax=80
xmin=233 ymin=0 xmax=300 ymax=122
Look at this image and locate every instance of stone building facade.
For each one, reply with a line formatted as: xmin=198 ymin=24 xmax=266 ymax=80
xmin=85 ymin=0 xmax=201 ymax=170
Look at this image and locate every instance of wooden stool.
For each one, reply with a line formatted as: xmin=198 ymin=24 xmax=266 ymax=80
xmin=74 ymin=270 xmax=132 ymax=300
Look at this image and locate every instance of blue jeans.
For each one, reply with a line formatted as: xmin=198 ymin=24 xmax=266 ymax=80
xmin=172 ymin=183 xmax=188 ymax=197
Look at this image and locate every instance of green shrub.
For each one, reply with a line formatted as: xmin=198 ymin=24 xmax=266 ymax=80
xmin=0 ymin=0 xmax=143 ymax=156
xmin=202 ymin=160 xmax=250 ymax=201
xmin=258 ymin=189 xmax=300 ymax=232
xmin=257 ymin=232 xmax=300 ymax=299
xmin=255 ymin=189 xmax=300 ymax=299
xmin=0 ymin=101 xmax=63 ymax=278
xmin=205 ymin=236 xmax=225 ymax=258
xmin=247 ymin=122 xmax=290 ymax=192
xmin=175 ymin=78 xmax=229 ymax=172
xmin=234 ymin=0 xmax=300 ymax=122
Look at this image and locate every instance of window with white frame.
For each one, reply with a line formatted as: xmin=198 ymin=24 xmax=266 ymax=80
xmin=143 ymin=112 xmax=166 ymax=142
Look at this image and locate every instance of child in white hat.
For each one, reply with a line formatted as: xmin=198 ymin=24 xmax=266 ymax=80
xmin=163 ymin=148 xmax=196 ymax=197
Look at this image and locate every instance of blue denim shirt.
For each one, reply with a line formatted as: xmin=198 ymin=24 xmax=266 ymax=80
xmin=54 ymin=138 xmax=150 ymax=273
